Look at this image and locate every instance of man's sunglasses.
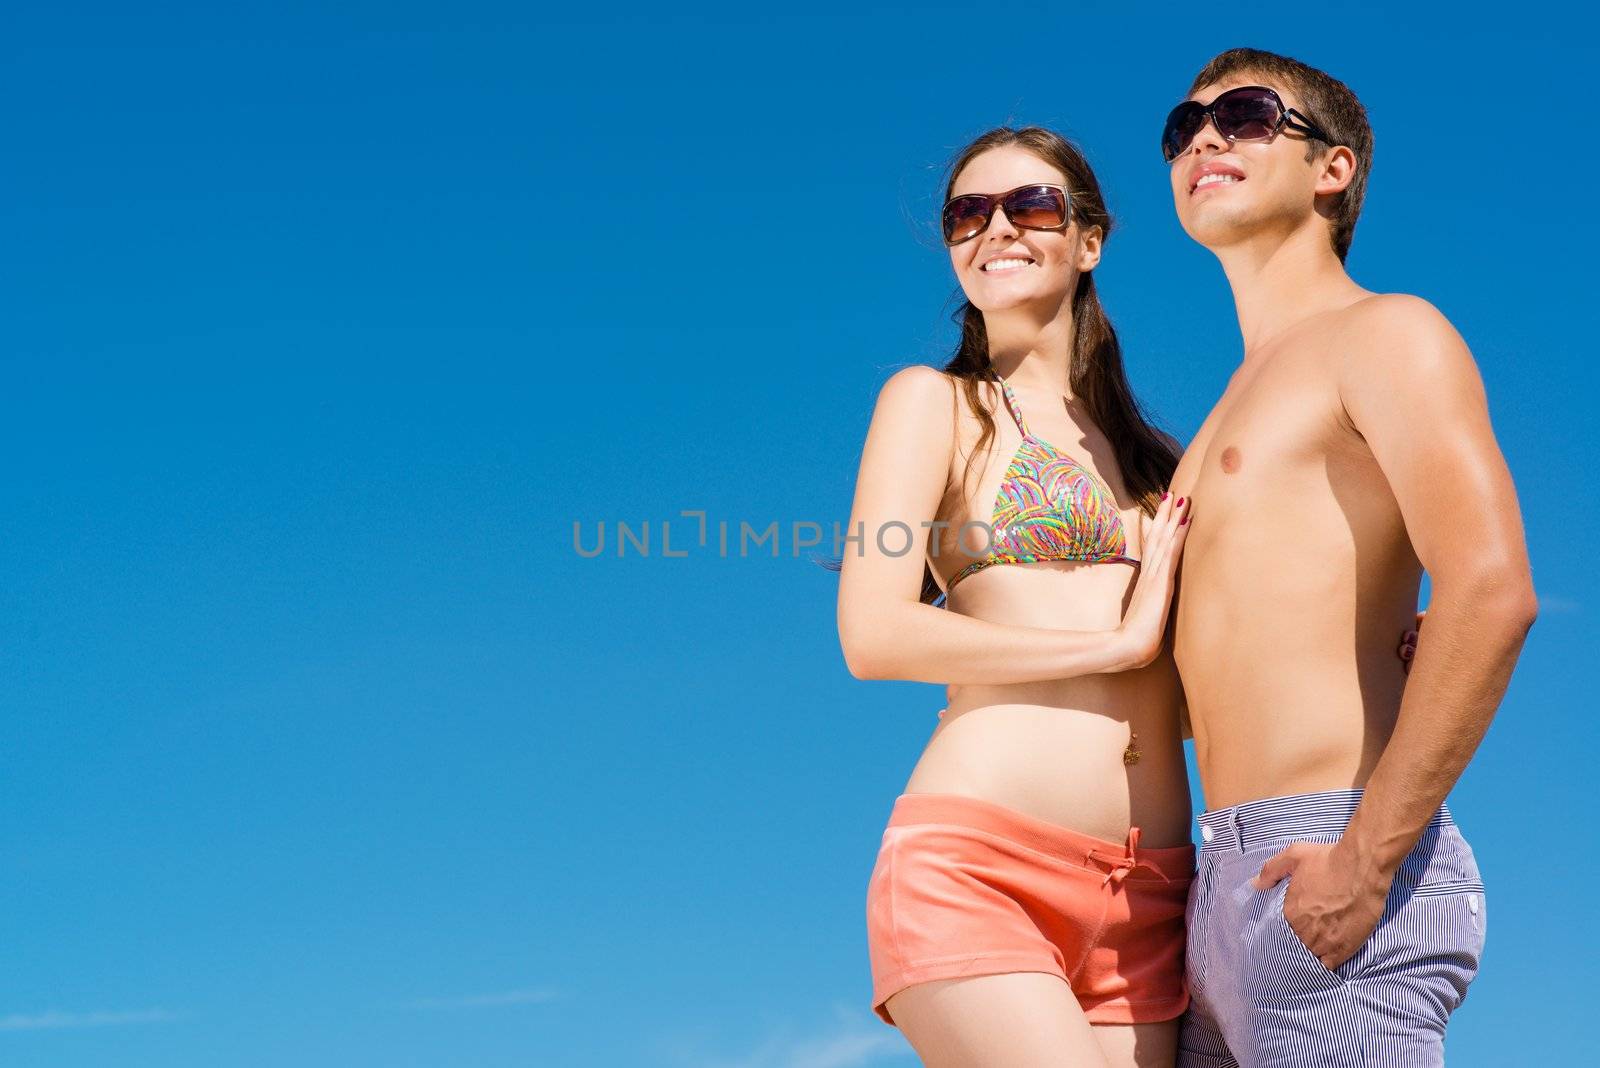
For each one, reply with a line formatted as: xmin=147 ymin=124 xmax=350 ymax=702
xmin=1160 ymin=85 xmax=1332 ymax=163
xmin=941 ymin=183 xmax=1071 ymax=246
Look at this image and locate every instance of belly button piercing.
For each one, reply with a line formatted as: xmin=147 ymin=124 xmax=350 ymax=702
xmin=1123 ymin=729 xmax=1142 ymax=765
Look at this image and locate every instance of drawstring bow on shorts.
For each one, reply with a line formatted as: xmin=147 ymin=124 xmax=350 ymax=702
xmin=1090 ymin=826 xmax=1144 ymax=887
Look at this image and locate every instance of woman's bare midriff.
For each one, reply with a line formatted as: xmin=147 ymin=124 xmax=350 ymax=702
xmin=902 ymin=560 xmax=1193 ymax=848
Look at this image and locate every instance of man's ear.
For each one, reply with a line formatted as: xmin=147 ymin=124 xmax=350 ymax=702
xmin=1077 ymin=225 xmax=1104 ymax=272
xmin=1315 ymin=145 xmax=1357 ymax=198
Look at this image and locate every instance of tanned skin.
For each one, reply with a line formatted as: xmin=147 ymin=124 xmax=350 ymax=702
xmin=1164 ymin=73 xmax=1537 ymax=971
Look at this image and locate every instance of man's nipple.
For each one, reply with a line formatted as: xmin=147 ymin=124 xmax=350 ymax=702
xmin=1220 ymin=446 xmax=1241 ymax=474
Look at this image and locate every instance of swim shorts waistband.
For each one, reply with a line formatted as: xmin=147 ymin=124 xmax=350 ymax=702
xmin=887 ymin=792 xmax=1195 ymax=882
xmin=1196 ymin=787 xmax=1453 ymax=855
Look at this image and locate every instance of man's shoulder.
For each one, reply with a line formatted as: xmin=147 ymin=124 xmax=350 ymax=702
xmin=1332 ymin=293 xmax=1469 ymax=378
xmin=1336 ymin=293 xmax=1459 ymax=344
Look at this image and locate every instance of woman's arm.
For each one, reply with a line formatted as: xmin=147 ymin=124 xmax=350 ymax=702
xmin=835 ymin=366 xmax=1189 ymax=686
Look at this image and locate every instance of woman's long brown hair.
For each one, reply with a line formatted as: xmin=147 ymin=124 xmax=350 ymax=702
xmin=827 ymin=126 xmax=1179 ymax=606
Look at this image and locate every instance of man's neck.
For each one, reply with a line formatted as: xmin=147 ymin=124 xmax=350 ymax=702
xmin=1213 ymin=223 xmax=1371 ymax=355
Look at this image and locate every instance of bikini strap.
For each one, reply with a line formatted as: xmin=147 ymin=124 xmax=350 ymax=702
xmin=994 ymin=374 xmax=1032 ymax=439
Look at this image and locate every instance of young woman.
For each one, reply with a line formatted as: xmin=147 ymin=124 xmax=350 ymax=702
xmin=835 ymin=126 xmax=1194 ymax=1068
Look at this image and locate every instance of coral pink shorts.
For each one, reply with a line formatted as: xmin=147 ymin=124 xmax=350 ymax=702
xmin=866 ymin=792 xmax=1195 ymax=1027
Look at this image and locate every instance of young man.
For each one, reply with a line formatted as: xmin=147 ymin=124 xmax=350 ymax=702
xmin=1162 ymin=49 xmax=1537 ymax=1066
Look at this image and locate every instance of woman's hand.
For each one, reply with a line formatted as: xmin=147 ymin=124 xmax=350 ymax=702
xmin=1116 ymin=493 xmax=1193 ymax=670
xmin=1398 ymin=609 xmax=1426 ymax=673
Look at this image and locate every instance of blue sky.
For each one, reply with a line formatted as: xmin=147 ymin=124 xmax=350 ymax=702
xmin=4 ymin=2 xmax=1594 ymax=1065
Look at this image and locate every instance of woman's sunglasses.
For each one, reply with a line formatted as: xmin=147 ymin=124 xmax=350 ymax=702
xmin=941 ymin=184 xmax=1071 ymax=246
xmin=1160 ymin=85 xmax=1332 ymax=163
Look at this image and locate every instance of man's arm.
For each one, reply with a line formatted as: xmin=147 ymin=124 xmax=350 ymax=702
xmin=1256 ymin=294 xmax=1537 ymax=968
xmin=1337 ymin=295 xmax=1536 ymax=871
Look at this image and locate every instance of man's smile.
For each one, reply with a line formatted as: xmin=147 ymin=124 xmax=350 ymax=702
xmin=1188 ymin=160 xmax=1247 ymax=195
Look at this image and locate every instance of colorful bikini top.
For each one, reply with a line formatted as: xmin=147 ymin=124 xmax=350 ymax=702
xmin=947 ymin=375 xmax=1140 ymax=590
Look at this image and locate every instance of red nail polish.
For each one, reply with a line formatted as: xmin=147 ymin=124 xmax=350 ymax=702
xmin=1177 ymin=497 xmax=1186 ymax=507
xmin=1180 ymin=515 xmax=1189 ymax=525
xmin=1161 ymin=492 xmax=1169 ymax=501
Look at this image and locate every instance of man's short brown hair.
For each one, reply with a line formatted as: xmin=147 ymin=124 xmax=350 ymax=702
xmin=1188 ymin=48 xmax=1373 ymax=262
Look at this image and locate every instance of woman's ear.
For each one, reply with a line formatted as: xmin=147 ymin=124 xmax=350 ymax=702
xmin=1077 ymin=225 xmax=1104 ymax=272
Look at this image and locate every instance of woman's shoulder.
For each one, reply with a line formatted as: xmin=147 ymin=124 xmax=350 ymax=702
xmin=877 ymin=364 xmax=956 ymax=402
xmin=867 ymin=365 xmax=961 ymax=423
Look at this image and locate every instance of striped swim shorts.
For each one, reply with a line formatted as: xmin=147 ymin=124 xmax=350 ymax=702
xmin=1178 ymin=788 xmax=1486 ymax=1068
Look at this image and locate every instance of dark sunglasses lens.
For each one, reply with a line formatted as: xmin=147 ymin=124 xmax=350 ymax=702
xmin=942 ymin=196 xmax=991 ymax=244
xmin=1004 ymin=186 xmax=1067 ymax=230
xmin=1213 ymin=88 xmax=1281 ymax=140
xmin=1162 ymin=102 xmax=1205 ymax=161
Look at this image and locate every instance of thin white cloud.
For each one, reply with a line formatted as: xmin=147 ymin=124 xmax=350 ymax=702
xmin=781 ymin=1028 xmax=910 ymax=1068
xmin=677 ymin=1003 xmax=914 ymax=1068
xmin=397 ymin=988 xmax=558 ymax=1011
xmin=0 ymin=1008 xmax=181 ymax=1032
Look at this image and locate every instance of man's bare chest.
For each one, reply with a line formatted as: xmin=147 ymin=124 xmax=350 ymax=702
xmin=1175 ymin=353 xmax=1353 ymax=506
